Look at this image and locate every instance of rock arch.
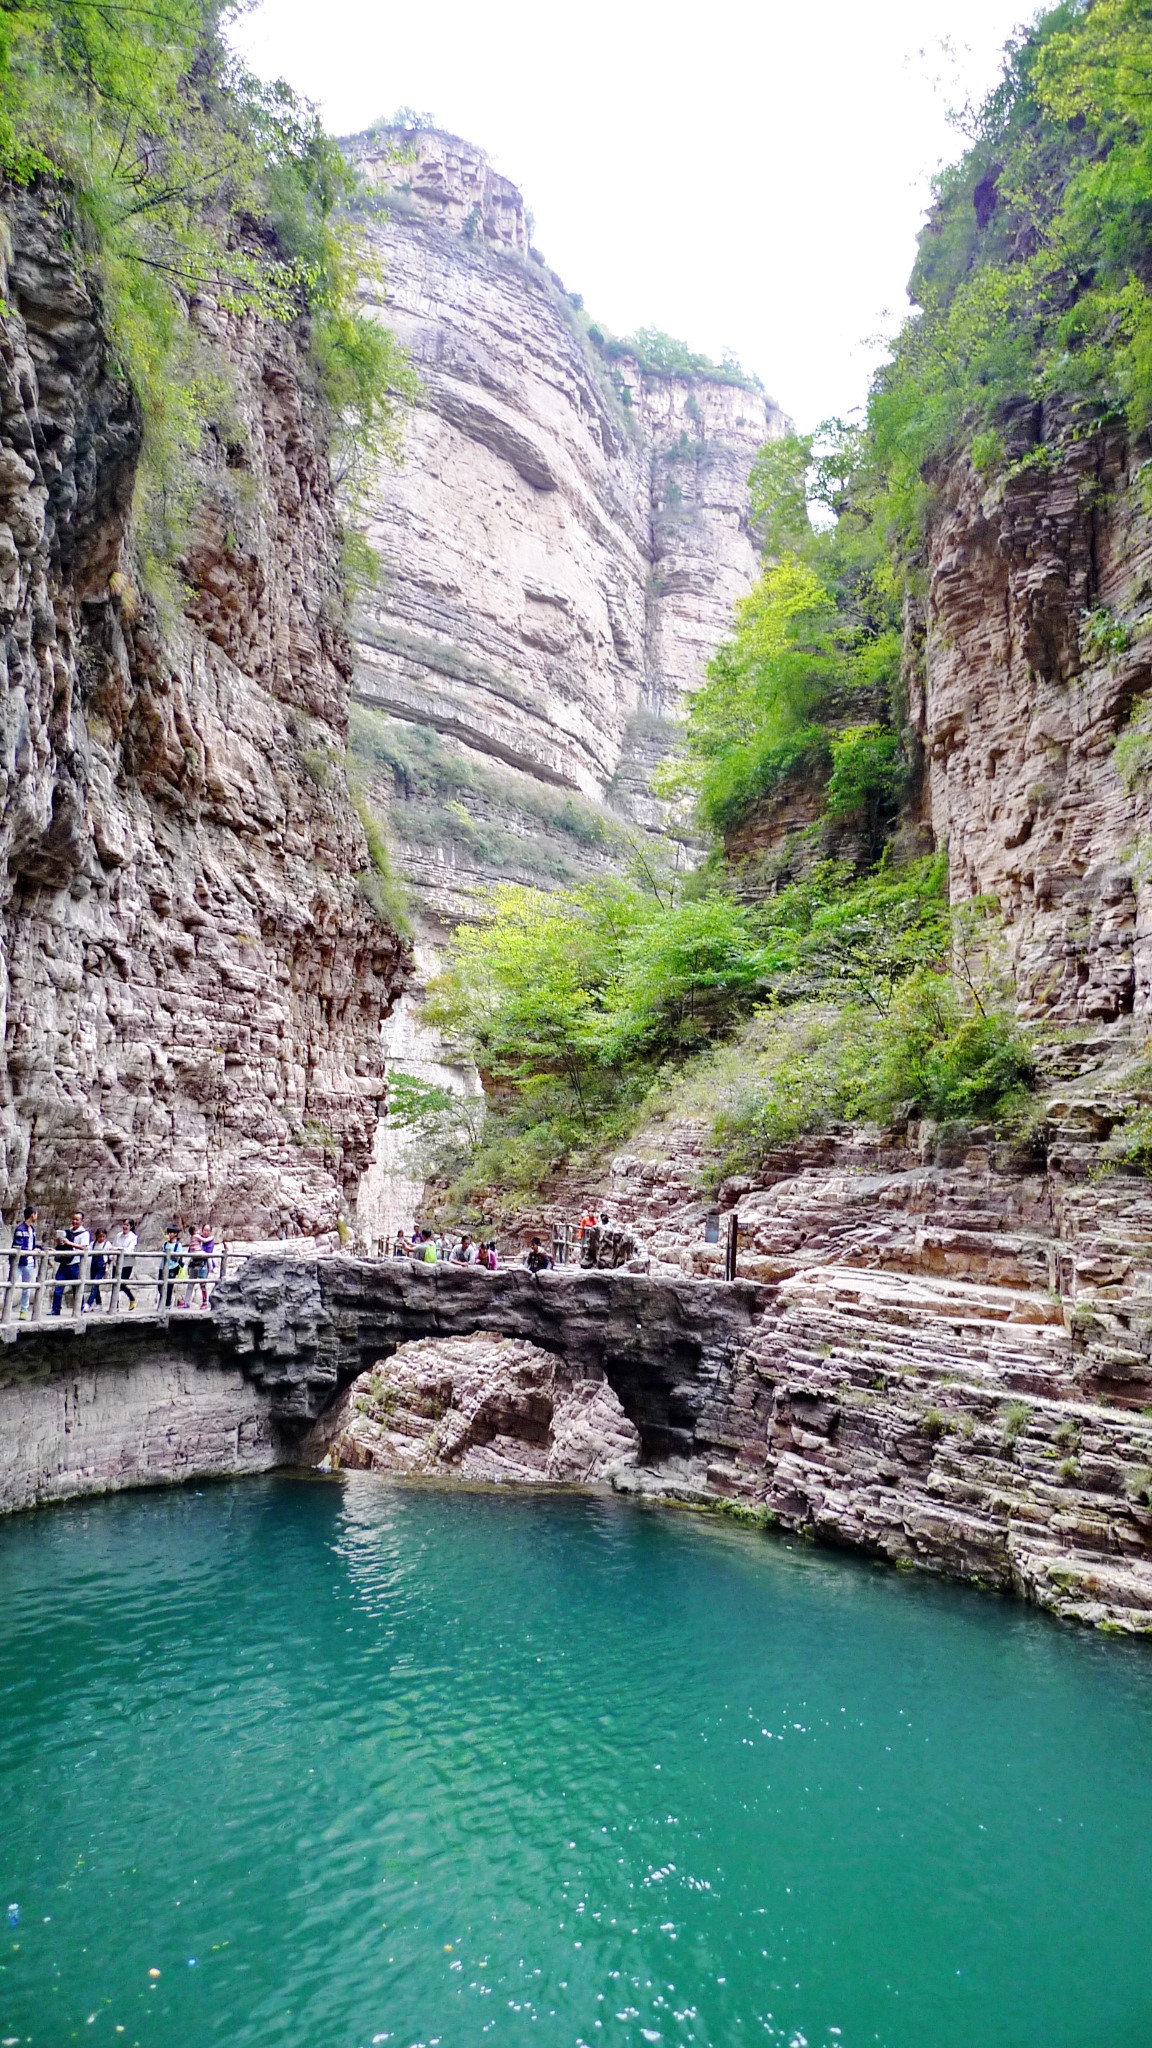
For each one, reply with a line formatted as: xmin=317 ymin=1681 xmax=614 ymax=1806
xmin=211 ymin=1256 xmax=772 ymax=1462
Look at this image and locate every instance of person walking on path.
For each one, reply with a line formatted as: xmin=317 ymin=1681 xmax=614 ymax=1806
xmin=52 ymin=1212 xmax=89 ymax=1316
xmin=110 ymin=1221 xmax=138 ymax=1311
xmin=160 ymin=1227 xmax=184 ymax=1310
xmin=84 ymin=1228 xmax=110 ymax=1311
xmin=450 ymin=1233 xmax=479 ymax=1266
xmin=13 ymin=1206 xmax=37 ymax=1319
xmin=192 ymin=1225 xmax=217 ymax=1309
xmin=524 ymin=1237 xmax=552 ymax=1274
xmin=186 ymin=1228 xmax=208 ymax=1308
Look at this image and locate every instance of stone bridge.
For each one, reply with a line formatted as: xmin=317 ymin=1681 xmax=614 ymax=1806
xmin=211 ymin=1255 xmax=773 ymax=1462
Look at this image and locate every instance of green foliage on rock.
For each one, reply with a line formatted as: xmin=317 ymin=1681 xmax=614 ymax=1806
xmin=386 ymin=1071 xmax=456 ymax=1128
xmin=709 ymin=975 xmax=1034 ymax=1185
xmin=594 ymin=325 xmax=759 ymax=389
xmin=680 ymin=1 xmax=1152 ymax=851
xmin=421 ymin=850 xmax=1034 ymax=1204
xmin=673 ymin=425 xmax=903 ymax=840
xmin=0 ymin=0 xmax=415 ymax=578
xmin=353 ymin=791 xmax=412 ymax=936
xmin=865 ymin=0 xmax=1152 ymax=543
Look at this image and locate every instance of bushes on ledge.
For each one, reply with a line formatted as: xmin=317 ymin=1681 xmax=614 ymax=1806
xmin=414 ymin=852 xmax=1035 ymax=1210
xmin=711 ymin=978 xmax=1035 ymax=1182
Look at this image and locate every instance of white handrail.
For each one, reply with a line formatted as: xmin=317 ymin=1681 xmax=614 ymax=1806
xmin=0 ymin=1246 xmax=239 ymax=1327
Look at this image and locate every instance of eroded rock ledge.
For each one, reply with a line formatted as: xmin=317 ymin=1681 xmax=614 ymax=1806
xmin=211 ymin=1251 xmax=1152 ymax=1630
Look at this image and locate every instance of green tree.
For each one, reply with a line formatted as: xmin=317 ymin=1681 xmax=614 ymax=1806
xmin=677 ymin=422 xmax=903 ymax=838
xmin=0 ymin=0 xmax=416 ymax=574
xmin=867 ymin=0 xmax=1152 ymax=544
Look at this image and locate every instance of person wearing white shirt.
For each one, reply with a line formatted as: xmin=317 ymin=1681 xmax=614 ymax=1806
xmin=110 ymin=1221 xmax=138 ymax=1311
xmin=51 ymin=1211 xmax=89 ymax=1316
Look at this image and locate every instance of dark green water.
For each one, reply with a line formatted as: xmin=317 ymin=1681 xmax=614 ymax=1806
xmin=1 ymin=1479 xmax=1150 ymax=2048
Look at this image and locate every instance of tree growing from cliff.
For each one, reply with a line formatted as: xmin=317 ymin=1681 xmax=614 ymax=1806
xmin=867 ymin=0 xmax=1152 ymax=542
xmin=666 ymin=423 xmax=902 ymax=839
xmin=0 ymin=0 xmax=415 ymax=573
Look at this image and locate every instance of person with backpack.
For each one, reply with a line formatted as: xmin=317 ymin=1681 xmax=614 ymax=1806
xmin=13 ymin=1205 xmax=37 ymax=1320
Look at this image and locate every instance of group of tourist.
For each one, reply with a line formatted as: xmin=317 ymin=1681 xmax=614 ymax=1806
xmin=389 ymin=1210 xmax=628 ymax=1274
xmin=393 ymin=1228 xmax=500 ymax=1269
xmin=6 ymin=1207 xmax=219 ymax=1319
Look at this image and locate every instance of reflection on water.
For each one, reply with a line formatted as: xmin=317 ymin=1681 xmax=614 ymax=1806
xmin=1 ymin=1475 xmax=1150 ymax=2048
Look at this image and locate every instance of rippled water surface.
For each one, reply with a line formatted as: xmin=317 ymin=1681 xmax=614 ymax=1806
xmin=2 ymin=1477 xmax=1151 ymax=2048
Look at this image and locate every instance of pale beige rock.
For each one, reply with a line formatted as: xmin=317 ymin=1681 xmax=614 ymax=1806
xmin=0 ymin=188 xmax=408 ymax=1236
xmin=324 ymin=1332 xmax=640 ymax=1485
xmin=347 ymin=127 xmax=783 ymax=916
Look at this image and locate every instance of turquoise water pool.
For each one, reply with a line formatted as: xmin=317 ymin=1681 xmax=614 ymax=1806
xmin=1 ymin=1476 xmax=1149 ymax=2047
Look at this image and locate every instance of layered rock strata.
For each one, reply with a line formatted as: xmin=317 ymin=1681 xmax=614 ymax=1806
xmin=535 ymin=1075 xmax=1152 ymax=1629
xmin=321 ymin=1332 xmax=640 ymax=1484
xmin=345 ymin=126 xmax=782 ymax=926
xmin=0 ymin=185 xmax=407 ymax=1235
xmin=912 ymin=419 xmax=1152 ymax=1022
xmin=0 ymin=1318 xmax=281 ymax=1514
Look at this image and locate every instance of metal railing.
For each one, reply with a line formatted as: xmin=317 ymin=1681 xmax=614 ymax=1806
xmin=0 ymin=1247 xmax=243 ymax=1328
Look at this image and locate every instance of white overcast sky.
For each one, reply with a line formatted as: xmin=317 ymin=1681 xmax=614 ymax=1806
xmin=230 ymin=0 xmax=1036 ymax=431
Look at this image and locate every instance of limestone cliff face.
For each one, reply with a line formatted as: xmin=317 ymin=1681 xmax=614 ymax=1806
xmin=913 ymin=419 xmax=1152 ymax=1023
xmin=0 ymin=185 xmax=407 ymax=1235
xmin=504 ymin=1089 xmax=1152 ymax=1631
xmin=345 ymin=128 xmax=783 ymax=924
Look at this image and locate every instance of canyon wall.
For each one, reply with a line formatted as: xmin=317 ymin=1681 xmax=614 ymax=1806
xmin=0 ymin=185 xmax=407 ymax=1239
xmin=0 ymin=1319 xmax=281 ymax=1514
xmin=913 ymin=417 xmax=1152 ymax=1024
xmin=344 ymin=127 xmax=784 ymax=931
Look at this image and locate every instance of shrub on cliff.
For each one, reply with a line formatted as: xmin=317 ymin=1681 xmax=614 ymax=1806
xmin=869 ymin=973 xmax=1037 ymax=1123
xmin=667 ymin=428 xmax=904 ymax=841
xmin=0 ymin=0 xmax=415 ymax=578
xmin=711 ymin=981 xmax=1036 ymax=1182
xmin=867 ymin=0 xmax=1152 ymax=541
xmin=420 ymin=852 xmax=1011 ymax=1204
